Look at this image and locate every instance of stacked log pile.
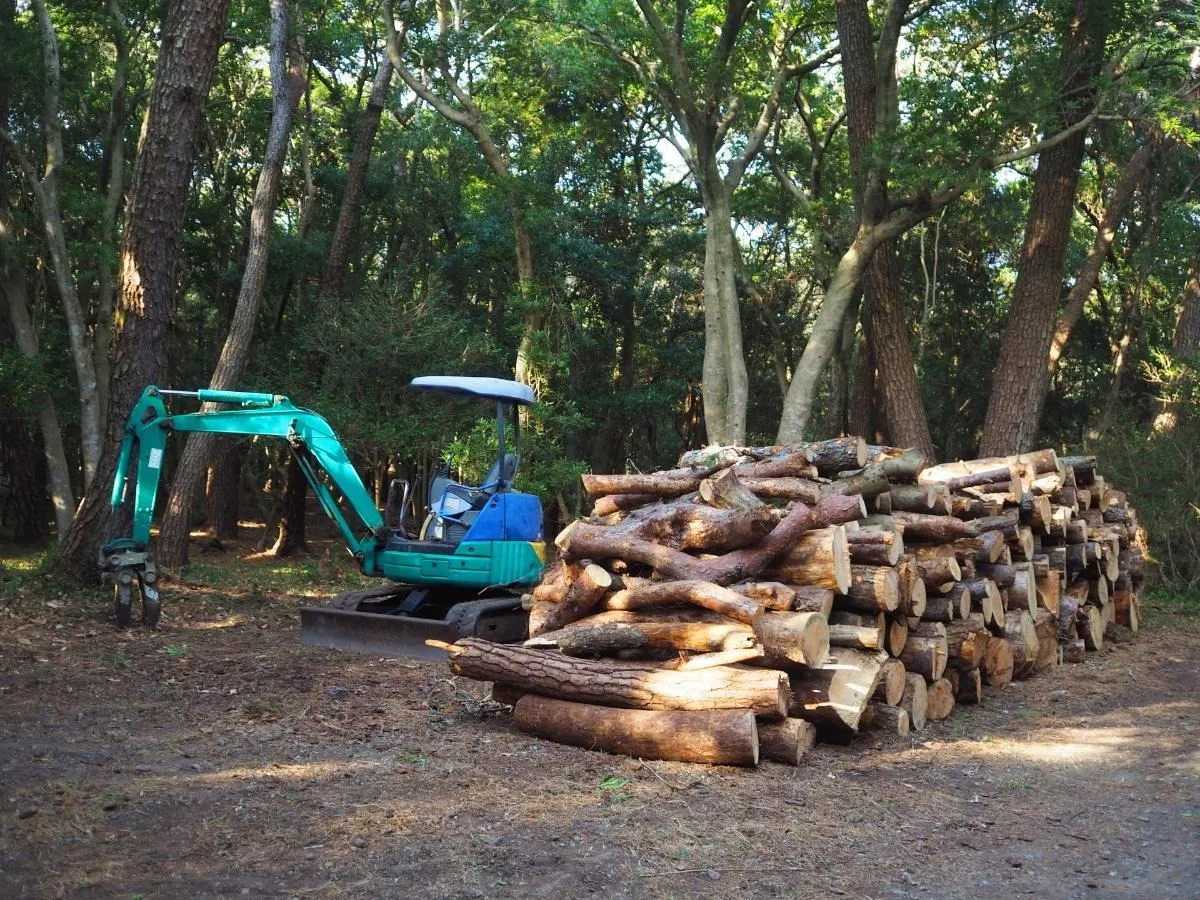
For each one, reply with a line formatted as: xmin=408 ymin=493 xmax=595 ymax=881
xmin=436 ymin=441 xmax=1146 ymax=767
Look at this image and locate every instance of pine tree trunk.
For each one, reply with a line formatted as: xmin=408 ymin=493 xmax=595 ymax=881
xmin=157 ymin=0 xmax=301 ymax=570
xmin=0 ymin=416 xmax=46 ymax=543
xmin=321 ymin=55 xmax=392 ymax=297
xmin=56 ymin=0 xmax=232 ymax=580
xmin=205 ymin=440 xmax=241 ymax=541
xmin=980 ymin=0 xmax=1114 ymax=454
xmin=271 ymin=452 xmax=309 ymax=557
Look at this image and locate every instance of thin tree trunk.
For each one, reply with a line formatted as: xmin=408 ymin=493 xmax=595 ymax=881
xmin=980 ymin=0 xmax=1114 ymax=454
xmin=0 ymin=416 xmax=46 ymax=543
xmin=1095 ymin=267 xmax=1145 ymax=439
xmin=321 ymin=55 xmax=392 ymax=297
xmin=205 ymin=441 xmax=241 ymax=540
xmin=157 ymin=0 xmax=301 ymax=571
xmin=1152 ymin=247 xmax=1200 ymax=433
xmin=94 ymin=0 xmax=129 ymax=425
xmin=1 ymin=252 xmax=75 ymax=538
xmin=271 ymin=452 xmax=309 ymax=556
xmin=57 ymin=0 xmax=232 ymax=580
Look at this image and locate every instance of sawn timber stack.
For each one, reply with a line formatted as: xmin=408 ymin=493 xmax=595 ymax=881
xmin=437 ymin=441 xmax=1147 ymax=767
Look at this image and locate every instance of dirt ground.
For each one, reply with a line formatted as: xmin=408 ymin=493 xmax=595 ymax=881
xmin=1 ymin=539 xmax=1198 ymax=900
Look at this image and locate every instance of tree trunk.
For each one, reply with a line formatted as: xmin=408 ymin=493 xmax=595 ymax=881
xmin=980 ymin=0 xmax=1114 ymax=454
xmin=1 ymin=236 xmax=75 ymax=538
xmin=205 ymin=440 xmax=240 ymax=540
xmin=157 ymin=0 xmax=302 ymax=570
xmin=57 ymin=0 xmax=232 ymax=580
xmin=321 ymin=54 xmax=392 ymax=297
xmin=513 ymin=695 xmax=759 ymax=766
xmin=271 ymin=452 xmax=309 ymax=557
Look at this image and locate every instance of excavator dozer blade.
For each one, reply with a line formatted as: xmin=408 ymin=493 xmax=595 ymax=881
xmin=298 ymin=597 xmax=527 ymax=661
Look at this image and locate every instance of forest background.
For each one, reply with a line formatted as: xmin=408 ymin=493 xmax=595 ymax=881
xmin=0 ymin=0 xmax=1197 ymax=592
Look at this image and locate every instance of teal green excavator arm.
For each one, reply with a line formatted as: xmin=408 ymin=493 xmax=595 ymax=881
xmin=109 ymin=386 xmax=385 ymax=571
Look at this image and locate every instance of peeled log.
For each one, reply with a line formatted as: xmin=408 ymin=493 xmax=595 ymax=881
xmin=445 ymin=638 xmax=789 ymax=716
xmin=513 ymin=695 xmax=759 ymax=767
xmin=557 ymin=500 xmax=816 ymax=585
xmin=900 ymin=673 xmax=928 ymax=731
xmin=899 ymin=633 xmax=948 ymax=682
xmin=980 ymin=637 xmax=1014 ymax=688
xmin=872 ymin=657 xmax=907 ymax=705
xmin=756 ymin=717 xmax=817 ymax=766
xmin=765 ymin=526 xmax=852 ymax=594
xmin=528 ymin=563 xmax=613 ymax=637
xmin=926 ymin=678 xmax=956 ymax=721
xmin=847 ymin=528 xmax=903 ymax=566
xmin=604 ymin=580 xmax=764 ymax=629
xmin=789 ymin=647 xmax=887 ymax=734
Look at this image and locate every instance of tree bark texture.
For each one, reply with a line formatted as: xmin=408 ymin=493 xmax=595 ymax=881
xmin=513 ymin=695 xmax=759 ymax=766
xmin=980 ymin=0 xmax=1114 ymax=454
xmin=158 ymin=0 xmax=302 ymax=570
xmin=58 ymin=0 xmax=232 ymax=579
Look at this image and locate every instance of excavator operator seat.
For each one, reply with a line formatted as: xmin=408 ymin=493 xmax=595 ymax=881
xmin=426 ymin=453 xmax=522 ymax=544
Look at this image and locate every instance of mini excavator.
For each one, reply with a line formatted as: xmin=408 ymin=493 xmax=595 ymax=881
xmin=99 ymin=376 xmax=545 ymax=659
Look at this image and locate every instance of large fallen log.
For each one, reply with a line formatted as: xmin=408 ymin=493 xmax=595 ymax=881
xmin=513 ymin=695 xmax=760 ymax=766
xmin=442 ymin=638 xmax=789 ymax=716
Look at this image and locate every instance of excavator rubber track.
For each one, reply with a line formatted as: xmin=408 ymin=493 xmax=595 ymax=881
xmin=299 ymin=591 xmax=527 ymax=661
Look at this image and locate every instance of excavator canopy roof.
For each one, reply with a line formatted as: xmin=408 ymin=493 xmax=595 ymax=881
xmin=409 ymin=376 xmax=534 ymax=406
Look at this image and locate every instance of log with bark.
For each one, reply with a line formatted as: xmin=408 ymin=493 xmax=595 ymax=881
xmin=899 ymin=630 xmax=948 ymax=682
xmin=865 ymin=703 xmax=910 ymax=736
xmin=603 ymin=580 xmax=764 ymax=628
xmin=441 ymin=638 xmax=789 ymax=716
xmin=789 ymin=647 xmax=887 ymax=735
xmin=926 ymin=677 xmax=956 ymax=721
xmin=765 ymin=526 xmax=852 ymax=593
xmin=513 ymin=695 xmax=760 ymax=766
xmin=872 ymin=657 xmax=907 ymax=706
xmin=980 ymin=637 xmax=1014 ymax=688
xmin=525 ymin=609 xmax=759 ymax=656
xmin=756 ymin=717 xmax=817 ymax=766
xmin=528 ymin=562 xmax=613 ymax=637
xmin=900 ymin=673 xmax=928 ymax=731
xmin=846 ymin=528 xmax=903 ymax=566
xmin=838 ymin=564 xmax=901 ymax=614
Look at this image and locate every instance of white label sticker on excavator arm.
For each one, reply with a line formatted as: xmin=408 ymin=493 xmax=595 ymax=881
xmin=148 ymin=448 xmax=163 ymax=470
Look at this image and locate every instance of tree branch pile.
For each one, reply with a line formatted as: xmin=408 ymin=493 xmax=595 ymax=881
xmin=438 ymin=442 xmax=1147 ymax=766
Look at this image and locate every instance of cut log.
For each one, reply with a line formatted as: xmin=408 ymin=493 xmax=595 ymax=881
xmin=864 ymin=445 xmax=928 ymax=481
xmin=980 ymin=637 xmax=1014 ymax=688
xmin=528 ymin=562 xmax=613 ymax=637
xmin=1033 ymin=609 xmax=1058 ymax=671
xmin=921 ymin=590 xmax=960 ymax=624
xmin=1086 ymin=575 xmax=1109 ymax=608
xmin=698 ymin=468 xmax=766 ymax=510
xmin=758 ymin=610 xmax=830 ymax=668
xmin=1007 ymin=563 xmax=1036 ymax=614
xmin=891 ymin=511 xmax=968 ymax=542
xmin=889 ymin=483 xmax=937 ymax=512
xmin=755 ymin=717 xmax=816 ymax=766
xmin=900 ymin=673 xmax=928 ymax=731
xmin=789 ymin=647 xmax=887 ymax=734
xmin=1063 ymin=638 xmax=1087 ymax=663
xmin=557 ymin=500 xmax=817 ymax=585
xmin=513 ymin=695 xmax=759 ymax=767
xmin=1005 ymin=611 xmax=1039 ymax=679
xmin=846 ymin=528 xmax=904 ymax=566
xmin=886 ymin=614 xmax=910 ymax=657
xmin=839 ymin=564 xmax=901 ymax=613
xmin=898 ymin=633 xmax=948 ymax=682
xmin=917 ymin=555 xmax=962 ymax=590
xmin=729 ymin=581 xmax=795 ymax=611
xmin=604 ymin=580 xmax=764 ymax=629
xmin=872 ymin=657 xmax=907 ymax=705
xmin=866 ymin=703 xmax=910 ymax=736
xmin=976 ymin=563 xmax=1015 ymax=588
xmin=812 ymin=493 xmax=870 ymax=526
xmin=790 ymin=585 xmax=835 ymax=616
xmin=581 ymin=466 xmax=715 ymax=498
xmin=828 ymin=610 xmax=886 ymax=650
xmin=1113 ymin=590 xmax=1139 ymax=633
xmin=733 ymin=449 xmax=820 ymax=480
xmin=825 ymin=464 xmax=890 ymax=499
xmin=765 ymin=526 xmax=852 ymax=594
xmin=1076 ymin=604 xmax=1104 ymax=651
xmin=660 ymin=648 xmax=766 ymax=670
xmin=525 ymin=609 xmax=758 ymax=656
xmin=739 ymin=477 xmax=821 ymax=504
xmin=591 ymin=494 xmax=660 ymax=517
xmin=611 ymin=501 xmax=776 ymax=552
xmin=1035 ymin=571 xmax=1061 ymax=615
xmin=945 ymin=615 xmax=991 ymax=668
xmin=1057 ymin=592 xmax=1079 ymax=643
xmin=1019 ymin=492 xmax=1053 ymax=529
xmin=872 ymin=490 xmax=893 ymax=514
xmin=444 ymin=638 xmax=789 ymax=716
xmin=948 ymin=666 xmax=983 ymax=703
xmin=926 ymin=678 xmax=956 ymax=721
xmin=896 ymin=556 xmax=927 ymax=618
xmin=803 ymin=436 xmax=868 ymax=475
